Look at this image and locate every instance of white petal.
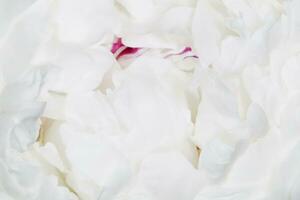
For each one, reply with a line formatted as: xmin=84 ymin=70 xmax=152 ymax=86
xmin=137 ymin=152 xmax=203 ymax=200
xmin=46 ymin=46 xmax=115 ymax=93
xmin=0 ymin=0 xmax=37 ymax=38
xmin=61 ymin=124 xmax=131 ymax=200
xmin=55 ymin=0 xmax=117 ymax=45
xmin=0 ymin=0 xmax=51 ymax=83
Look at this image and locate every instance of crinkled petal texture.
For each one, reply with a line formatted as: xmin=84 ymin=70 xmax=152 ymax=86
xmin=130 ymin=152 xmax=203 ymax=200
xmin=0 ymin=0 xmax=37 ymax=38
xmin=0 ymin=0 xmax=52 ymax=82
xmin=192 ymin=68 xmax=269 ymax=180
xmin=110 ymin=56 xmax=196 ymax=163
xmin=192 ymin=0 xmax=281 ymax=72
xmin=0 ymin=70 xmax=78 ymax=199
xmin=35 ymin=54 xmax=198 ymax=200
xmin=2 ymin=0 xmax=300 ymax=199
xmin=190 ymin=0 xmax=300 ymax=199
xmin=43 ymin=46 xmax=115 ymax=93
xmin=0 ymin=156 xmax=78 ymax=200
xmin=54 ymin=0 xmax=117 ymax=45
xmin=0 ymin=71 xmax=44 ymax=153
xmin=116 ymin=0 xmax=196 ymax=49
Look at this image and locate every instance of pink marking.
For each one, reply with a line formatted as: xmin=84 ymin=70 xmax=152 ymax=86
xmin=164 ymin=47 xmax=194 ymax=58
xmin=184 ymin=55 xmax=199 ymax=59
xmin=111 ymin=38 xmax=124 ymax=54
xmin=111 ymin=39 xmax=197 ymax=61
xmin=181 ymin=47 xmax=192 ymax=54
xmin=116 ymin=47 xmax=140 ymax=59
xmin=111 ymin=37 xmax=141 ymax=59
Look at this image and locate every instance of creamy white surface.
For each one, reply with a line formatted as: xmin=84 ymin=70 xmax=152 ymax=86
xmin=1 ymin=0 xmax=300 ymax=199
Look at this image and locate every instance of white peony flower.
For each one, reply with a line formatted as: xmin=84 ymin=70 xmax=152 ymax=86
xmin=1 ymin=0 xmax=300 ymax=199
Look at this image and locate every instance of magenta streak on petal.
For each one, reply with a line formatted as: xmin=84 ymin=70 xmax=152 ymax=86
xmin=111 ymin=38 xmax=124 ymax=54
xmin=184 ymin=55 xmax=199 ymax=59
xmin=116 ymin=47 xmax=140 ymax=59
xmin=164 ymin=47 xmax=193 ymax=58
xmin=111 ymin=37 xmax=141 ymax=60
xmin=182 ymin=47 xmax=192 ymax=54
